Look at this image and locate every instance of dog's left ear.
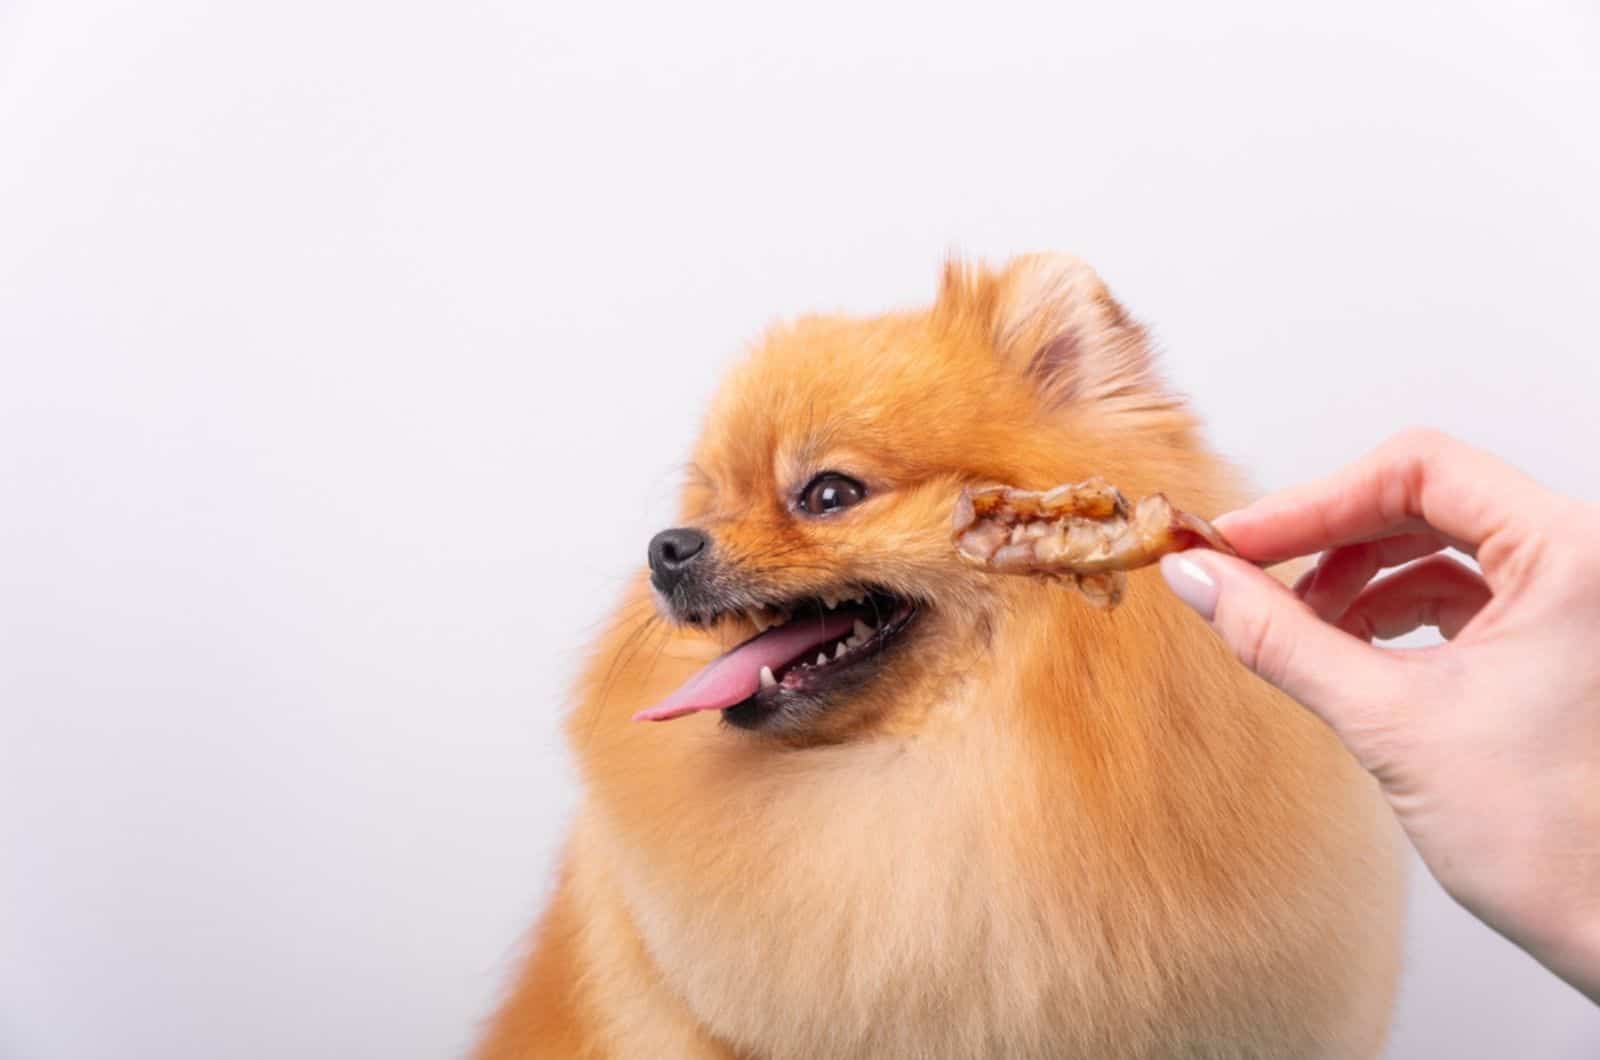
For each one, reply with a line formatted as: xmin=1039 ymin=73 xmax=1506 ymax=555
xmin=940 ymin=252 xmax=1167 ymax=413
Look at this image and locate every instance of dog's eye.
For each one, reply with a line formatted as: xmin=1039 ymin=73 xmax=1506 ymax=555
xmin=798 ymin=473 xmax=866 ymax=516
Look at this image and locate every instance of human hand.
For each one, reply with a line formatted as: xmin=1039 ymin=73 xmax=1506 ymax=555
xmin=1159 ymin=428 xmax=1600 ymax=1004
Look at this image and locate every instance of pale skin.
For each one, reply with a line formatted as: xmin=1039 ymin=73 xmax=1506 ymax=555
xmin=1159 ymin=427 xmax=1600 ymax=1006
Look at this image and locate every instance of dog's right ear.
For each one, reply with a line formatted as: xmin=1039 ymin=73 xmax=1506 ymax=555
xmin=937 ymin=253 xmax=1172 ymax=418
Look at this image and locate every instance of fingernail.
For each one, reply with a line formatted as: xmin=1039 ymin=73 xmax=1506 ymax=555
xmin=1160 ymin=553 xmax=1219 ymax=620
xmin=1209 ymin=509 xmax=1248 ymax=534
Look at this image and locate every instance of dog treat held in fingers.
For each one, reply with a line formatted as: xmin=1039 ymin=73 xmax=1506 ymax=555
xmin=952 ymin=477 xmax=1236 ymax=607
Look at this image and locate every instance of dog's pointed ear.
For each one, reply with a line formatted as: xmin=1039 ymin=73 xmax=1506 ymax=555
xmin=938 ymin=252 xmax=1166 ymax=413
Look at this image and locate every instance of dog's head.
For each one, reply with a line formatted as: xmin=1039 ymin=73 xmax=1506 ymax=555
xmin=635 ymin=253 xmax=1222 ymax=743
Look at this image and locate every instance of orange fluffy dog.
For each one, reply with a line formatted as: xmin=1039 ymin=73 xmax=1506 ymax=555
xmin=479 ymin=254 xmax=1404 ymax=1058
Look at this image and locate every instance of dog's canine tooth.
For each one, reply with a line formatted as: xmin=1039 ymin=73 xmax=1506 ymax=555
xmin=816 ymin=653 xmax=828 ymax=666
xmin=759 ymin=665 xmax=777 ymax=689
xmin=822 ymin=593 xmax=839 ymax=610
xmin=750 ymin=610 xmax=771 ymax=633
xmin=852 ymin=619 xmax=872 ymax=640
xmin=835 ymin=641 xmax=849 ymax=659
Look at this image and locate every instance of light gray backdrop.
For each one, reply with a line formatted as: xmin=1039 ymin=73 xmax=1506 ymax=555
xmin=2 ymin=1 xmax=1597 ymax=1057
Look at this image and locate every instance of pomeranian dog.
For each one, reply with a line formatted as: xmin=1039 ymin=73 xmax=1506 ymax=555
xmin=479 ymin=254 xmax=1404 ymax=1058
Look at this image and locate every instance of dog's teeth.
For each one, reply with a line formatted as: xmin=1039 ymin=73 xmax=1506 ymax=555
xmin=852 ymin=619 xmax=872 ymax=640
xmin=759 ymin=666 xmax=777 ymax=690
xmin=835 ymin=641 xmax=849 ymax=659
xmin=822 ymin=593 xmax=839 ymax=610
xmin=750 ymin=610 xmax=770 ymax=633
xmin=816 ymin=652 xmax=828 ymax=666
xmin=849 ymin=594 xmax=866 ymax=606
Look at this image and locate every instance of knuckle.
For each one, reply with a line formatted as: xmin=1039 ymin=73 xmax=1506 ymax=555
xmin=1378 ymin=427 xmax=1453 ymax=485
xmin=1370 ymin=427 xmax=1457 ymax=522
xmin=1388 ymin=425 xmax=1453 ymax=456
xmin=1232 ymin=607 xmax=1295 ymax=689
xmin=1329 ymin=656 xmax=1434 ymax=775
xmin=1338 ymin=705 xmax=1412 ymax=780
xmin=1534 ymin=519 xmax=1600 ymax=604
xmin=1341 ymin=611 xmax=1377 ymax=643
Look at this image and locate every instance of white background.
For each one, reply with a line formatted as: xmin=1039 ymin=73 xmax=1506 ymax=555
xmin=2 ymin=1 xmax=1598 ymax=1057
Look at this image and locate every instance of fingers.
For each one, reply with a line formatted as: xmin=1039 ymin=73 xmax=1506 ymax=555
xmin=1160 ymin=551 xmax=1401 ymax=728
xmin=1336 ymin=555 xmax=1492 ymax=642
xmin=1215 ymin=428 xmax=1550 ymax=566
xmin=1296 ymin=532 xmax=1452 ymax=622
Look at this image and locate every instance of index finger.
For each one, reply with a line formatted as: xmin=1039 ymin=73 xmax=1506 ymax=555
xmin=1214 ymin=428 xmax=1551 ymax=565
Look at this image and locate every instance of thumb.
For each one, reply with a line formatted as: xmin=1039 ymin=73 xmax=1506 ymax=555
xmin=1159 ymin=551 xmax=1395 ymax=732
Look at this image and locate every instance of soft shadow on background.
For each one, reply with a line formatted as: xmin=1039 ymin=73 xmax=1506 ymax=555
xmin=2 ymin=2 xmax=1597 ymax=1057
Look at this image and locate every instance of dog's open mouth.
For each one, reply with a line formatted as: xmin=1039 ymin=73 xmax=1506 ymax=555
xmin=634 ymin=589 xmax=919 ymax=725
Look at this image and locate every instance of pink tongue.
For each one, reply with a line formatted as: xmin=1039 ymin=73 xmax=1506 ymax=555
xmin=633 ymin=611 xmax=859 ymax=722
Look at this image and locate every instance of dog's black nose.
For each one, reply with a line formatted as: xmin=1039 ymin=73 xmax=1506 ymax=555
xmin=647 ymin=527 xmax=709 ymax=594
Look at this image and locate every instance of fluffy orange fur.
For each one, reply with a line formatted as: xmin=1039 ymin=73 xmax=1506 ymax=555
xmin=478 ymin=254 xmax=1404 ymax=1058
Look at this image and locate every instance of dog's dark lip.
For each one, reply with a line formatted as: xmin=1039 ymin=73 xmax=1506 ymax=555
xmin=720 ymin=592 xmax=921 ymax=731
